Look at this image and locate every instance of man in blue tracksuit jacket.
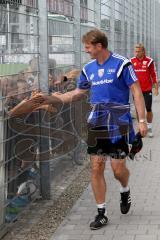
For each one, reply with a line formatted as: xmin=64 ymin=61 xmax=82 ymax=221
xmin=33 ymin=29 xmax=148 ymax=230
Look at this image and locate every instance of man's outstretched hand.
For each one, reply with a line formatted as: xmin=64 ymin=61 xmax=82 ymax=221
xmin=9 ymin=97 xmax=42 ymax=117
xmin=31 ymin=92 xmax=63 ymax=105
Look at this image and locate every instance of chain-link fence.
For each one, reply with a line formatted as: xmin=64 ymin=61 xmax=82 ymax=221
xmin=0 ymin=1 xmax=40 ymax=236
xmin=0 ymin=0 xmax=160 ymax=237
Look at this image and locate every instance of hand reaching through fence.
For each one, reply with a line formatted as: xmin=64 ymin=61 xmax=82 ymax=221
xmin=8 ymin=97 xmax=42 ymax=117
xmin=31 ymin=92 xmax=63 ymax=105
xmin=8 ymin=91 xmax=61 ymax=117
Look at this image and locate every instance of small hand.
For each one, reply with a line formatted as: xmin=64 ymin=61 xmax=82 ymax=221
xmin=9 ymin=98 xmax=42 ymax=117
xmin=138 ymin=122 xmax=148 ymax=137
xmin=153 ymin=88 xmax=159 ymax=96
xmin=31 ymin=93 xmax=53 ymax=105
xmin=31 ymin=89 xmax=41 ymax=97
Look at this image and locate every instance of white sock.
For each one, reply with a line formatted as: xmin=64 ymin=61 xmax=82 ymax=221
xmin=97 ymin=202 xmax=106 ymax=209
xmin=147 ymin=123 xmax=152 ymax=129
xmin=120 ymin=186 xmax=129 ymax=193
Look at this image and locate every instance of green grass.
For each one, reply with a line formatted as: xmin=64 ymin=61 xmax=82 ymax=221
xmin=0 ymin=63 xmax=79 ymax=76
xmin=0 ymin=64 xmax=28 ymax=76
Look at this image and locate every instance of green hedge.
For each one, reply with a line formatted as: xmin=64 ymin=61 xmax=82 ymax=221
xmin=0 ymin=64 xmax=28 ymax=76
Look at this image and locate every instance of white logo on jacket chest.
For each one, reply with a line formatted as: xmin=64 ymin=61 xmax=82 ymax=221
xmin=90 ymin=74 xmax=94 ymax=80
xmin=143 ymin=61 xmax=147 ymax=65
xmin=107 ymin=68 xmax=116 ymax=74
xmin=98 ymin=69 xmax=104 ymax=77
xmin=92 ymin=79 xmax=113 ymax=86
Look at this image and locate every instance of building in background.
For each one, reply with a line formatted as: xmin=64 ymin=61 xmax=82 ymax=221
xmin=1 ymin=0 xmax=160 ymax=70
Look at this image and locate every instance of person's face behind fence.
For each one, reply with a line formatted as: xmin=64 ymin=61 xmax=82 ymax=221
xmin=17 ymin=81 xmax=29 ymax=99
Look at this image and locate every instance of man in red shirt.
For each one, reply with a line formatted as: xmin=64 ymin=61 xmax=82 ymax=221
xmin=131 ymin=44 xmax=159 ymax=137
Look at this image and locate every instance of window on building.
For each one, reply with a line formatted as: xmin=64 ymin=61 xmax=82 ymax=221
xmin=47 ymin=0 xmax=73 ymax=18
xmin=80 ymin=0 xmax=88 ymax=23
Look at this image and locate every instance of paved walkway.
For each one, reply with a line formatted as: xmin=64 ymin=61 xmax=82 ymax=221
xmin=50 ymin=95 xmax=160 ymax=240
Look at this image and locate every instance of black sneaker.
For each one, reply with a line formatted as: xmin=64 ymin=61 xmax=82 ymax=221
xmin=120 ymin=190 xmax=131 ymax=214
xmin=90 ymin=209 xmax=108 ymax=230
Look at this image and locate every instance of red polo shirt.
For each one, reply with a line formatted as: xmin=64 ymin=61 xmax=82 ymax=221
xmin=131 ymin=56 xmax=158 ymax=92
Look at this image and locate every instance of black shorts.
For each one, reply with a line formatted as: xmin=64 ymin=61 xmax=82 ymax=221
xmin=143 ymin=91 xmax=152 ymax=112
xmin=87 ymin=127 xmax=129 ymax=159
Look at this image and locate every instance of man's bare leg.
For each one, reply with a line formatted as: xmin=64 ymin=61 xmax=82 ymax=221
xmin=90 ymin=155 xmax=106 ymax=203
xmin=111 ymin=158 xmax=131 ymax=214
xmin=90 ymin=155 xmax=108 ymax=230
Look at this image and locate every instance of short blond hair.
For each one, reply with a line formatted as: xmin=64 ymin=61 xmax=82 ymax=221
xmin=135 ymin=43 xmax=145 ymax=51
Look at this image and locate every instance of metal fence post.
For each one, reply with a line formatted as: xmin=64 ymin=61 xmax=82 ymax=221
xmin=134 ymin=1 xmax=137 ymax=48
xmin=148 ymin=0 xmax=151 ymax=56
xmin=139 ymin=0 xmax=143 ymax=44
xmin=155 ymin=0 xmax=160 ymax=76
xmin=110 ymin=0 xmax=115 ymax=51
xmin=72 ymin=0 xmax=83 ymax=164
xmin=121 ymin=0 xmax=125 ymax=56
xmin=153 ymin=0 xmax=156 ymax=61
xmin=95 ymin=0 xmax=101 ymax=28
xmin=0 ymin=100 xmax=7 ymax=237
xmin=38 ymin=0 xmax=50 ymax=199
xmin=144 ymin=0 xmax=147 ymax=48
xmin=127 ymin=0 xmax=131 ymax=58
xmin=74 ymin=0 xmax=81 ymax=69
